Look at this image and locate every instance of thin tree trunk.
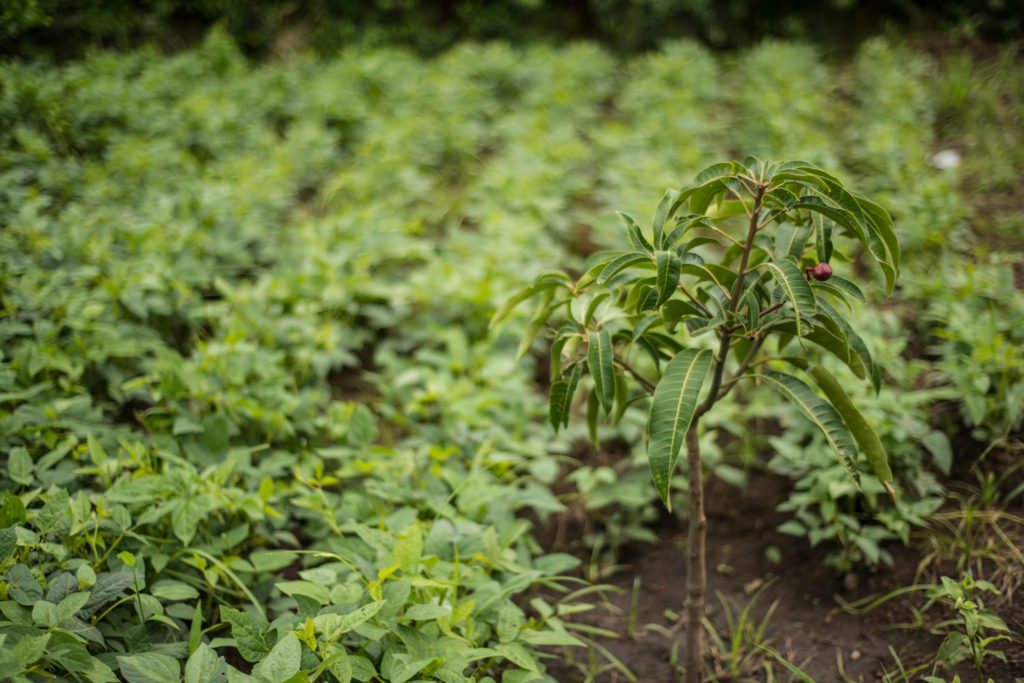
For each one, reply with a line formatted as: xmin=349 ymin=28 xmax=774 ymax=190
xmin=684 ymin=424 xmax=705 ymax=683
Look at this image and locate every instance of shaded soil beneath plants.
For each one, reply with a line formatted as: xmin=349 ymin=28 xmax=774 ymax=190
xmin=536 ymin=469 xmax=1024 ymax=682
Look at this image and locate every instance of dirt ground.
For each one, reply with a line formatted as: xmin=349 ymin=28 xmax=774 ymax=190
xmin=537 ymin=468 xmax=1024 ymax=682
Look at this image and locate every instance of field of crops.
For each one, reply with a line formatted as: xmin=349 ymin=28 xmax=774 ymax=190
xmin=1 ymin=27 xmax=1022 ymax=681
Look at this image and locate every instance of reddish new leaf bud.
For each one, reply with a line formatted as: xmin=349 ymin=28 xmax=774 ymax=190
xmin=811 ymin=262 xmax=833 ymax=281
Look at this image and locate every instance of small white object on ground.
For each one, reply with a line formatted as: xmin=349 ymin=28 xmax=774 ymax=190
xmin=931 ymin=149 xmax=961 ymax=169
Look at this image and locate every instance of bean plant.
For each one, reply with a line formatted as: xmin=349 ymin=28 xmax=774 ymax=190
xmin=495 ymin=157 xmax=900 ymax=681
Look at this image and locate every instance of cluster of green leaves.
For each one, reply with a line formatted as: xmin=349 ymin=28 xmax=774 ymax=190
xmin=7 ymin=0 xmax=1021 ymax=60
xmin=495 ymin=156 xmax=900 ymax=514
xmin=1 ymin=28 xmax=1021 ymax=680
xmin=0 ymin=33 xmax=622 ymax=681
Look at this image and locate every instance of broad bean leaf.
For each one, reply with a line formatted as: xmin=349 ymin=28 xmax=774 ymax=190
xmin=220 ymin=606 xmax=275 ymax=662
xmin=184 ymin=643 xmax=228 ymax=683
xmin=117 ymin=653 xmax=181 ymax=683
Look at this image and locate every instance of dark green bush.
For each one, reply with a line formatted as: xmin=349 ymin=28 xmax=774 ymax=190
xmin=3 ymin=0 xmax=1020 ymax=60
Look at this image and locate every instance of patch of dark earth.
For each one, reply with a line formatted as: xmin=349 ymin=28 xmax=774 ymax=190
xmin=530 ymin=469 xmax=1024 ymax=682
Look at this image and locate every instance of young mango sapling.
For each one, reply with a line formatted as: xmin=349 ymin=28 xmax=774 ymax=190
xmin=492 ymin=157 xmax=899 ymax=682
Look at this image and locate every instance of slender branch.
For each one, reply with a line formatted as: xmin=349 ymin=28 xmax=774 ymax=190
xmin=678 ymin=283 xmax=713 ymax=318
xmin=714 ymin=334 xmax=766 ymax=404
xmin=759 ymin=301 xmax=786 ymax=318
xmin=757 ymin=208 xmax=789 ymax=230
xmin=614 ymin=352 xmax=657 ymax=395
xmin=735 ymin=175 xmax=759 ymax=199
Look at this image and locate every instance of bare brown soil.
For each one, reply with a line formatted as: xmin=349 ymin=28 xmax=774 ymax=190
xmin=537 ymin=468 xmax=1024 ymax=682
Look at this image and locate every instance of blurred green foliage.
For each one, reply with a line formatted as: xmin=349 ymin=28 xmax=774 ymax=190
xmin=2 ymin=0 xmax=1021 ymax=59
xmin=0 ymin=25 xmax=1022 ymax=680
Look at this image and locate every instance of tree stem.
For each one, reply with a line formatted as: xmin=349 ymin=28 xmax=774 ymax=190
xmin=684 ymin=424 xmax=706 ymax=683
xmin=684 ymin=184 xmax=765 ymax=682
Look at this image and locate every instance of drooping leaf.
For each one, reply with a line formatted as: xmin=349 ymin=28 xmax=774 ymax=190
xmin=647 ymin=348 xmax=713 ymax=510
xmin=818 ymin=274 xmax=865 ymax=303
xmin=583 ymin=291 xmax=611 ymax=327
xmin=490 ymin=273 xmax=569 ymax=329
xmin=515 ymin=289 xmax=556 ymax=360
xmin=661 ymin=299 xmax=705 ymax=333
xmin=575 ymin=250 xmax=624 ymax=290
xmin=807 ymin=366 xmax=892 ymax=483
xmin=759 ymin=371 xmax=858 ymax=468
xmin=663 ymin=216 xmax=714 ymax=249
xmin=853 ymin=192 xmax=900 ymax=293
xmin=817 ymin=299 xmax=878 ymax=390
xmin=548 ymin=363 xmax=583 ymax=431
xmin=586 ymin=389 xmax=599 ymax=446
xmin=587 ymin=330 xmax=615 ymax=414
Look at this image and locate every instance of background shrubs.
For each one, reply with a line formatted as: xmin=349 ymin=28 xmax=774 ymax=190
xmin=1 ymin=24 xmax=1022 ymax=680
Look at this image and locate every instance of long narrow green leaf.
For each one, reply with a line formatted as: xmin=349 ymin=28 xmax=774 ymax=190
xmin=812 ymin=212 xmax=834 ymax=263
xmin=596 ymin=252 xmax=652 ymax=286
xmin=618 ymin=212 xmax=653 ymax=254
xmin=808 ymin=366 xmax=892 ymax=483
xmin=549 ymin=363 xmax=583 ymax=432
xmin=630 ymin=314 xmax=662 ymax=342
xmin=759 ymin=371 xmax=858 ymax=467
xmin=679 ymin=264 xmax=732 ymax=299
xmin=760 ymin=257 xmax=816 ymax=337
xmin=586 ymin=389 xmax=600 ymax=445
xmin=663 ymin=216 xmax=714 ymax=250
xmin=789 ymin=196 xmax=865 ymax=246
xmin=770 ymin=319 xmax=865 ymax=379
xmin=583 ymin=291 xmax=611 ymax=327
xmin=490 ymin=271 xmax=570 ymax=329
xmin=515 ymin=290 xmax=556 ymax=359
xmin=651 ymin=189 xmax=677 ymax=250
xmin=767 ymin=170 xmax=831 ymax=191
xmin=549 ymin=321 xmax=581 ymax=379
xmin=587 ymin=330 xmax=615 ymax=414
xmin=821 ymin=274 xmax=865 ymax=302
xmin=661 ymin=299 xmax=705 ymax=333
xmin=817 ymin=299 xmax=877 ymax=390
xmin=853 ymin=193 xmax=900 ymax=293
xmin=756 ymin=645 xmax=816 ymax=683
xmin=647 ymin=348 xmax=713 ymax=510
xmin=575 ymin=251 xmax=626 ymax=290
xmin=654 ymin=250 xmax=681 ymax=307
xmin=669 ymin=162 xmax=739 ymax=215
xmin=689 ymin=180 xmax=729 ymax=215
xmin=489 ymin=283 xmax=543 ymax=329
